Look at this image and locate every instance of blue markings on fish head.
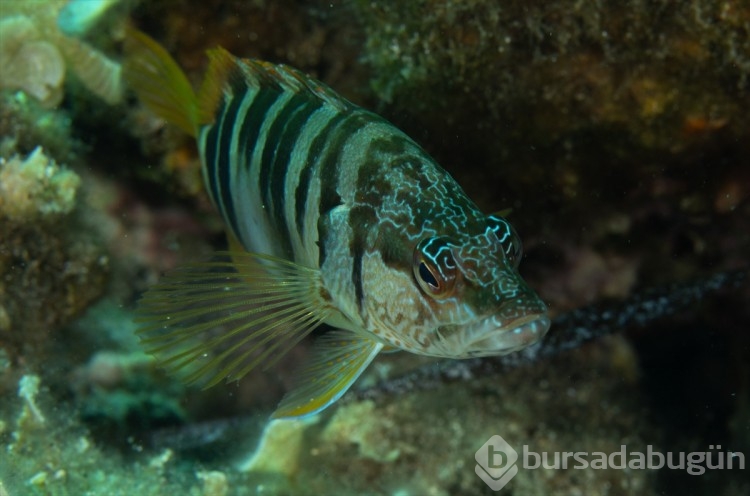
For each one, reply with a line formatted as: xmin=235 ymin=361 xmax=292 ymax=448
xmin=415 ymin=217 xmax=550 ymax=358
xmin=361 ymin=207 xmax=549 ymax=359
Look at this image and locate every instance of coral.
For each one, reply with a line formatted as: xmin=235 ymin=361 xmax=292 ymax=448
xmin=0 ymin=147 xmax=80 ymax=222
xmin=239 ymin=417 xmax=320 ymax=474
xmin=16 ymin=374 xmax=46 ymax=427
xmin=0 ymin=16 xmax=66 ymax=108
xmin=196 ymin=470 xmax=229 ymax=496
xmin=0 ymin=0 xmax=124 ymax=106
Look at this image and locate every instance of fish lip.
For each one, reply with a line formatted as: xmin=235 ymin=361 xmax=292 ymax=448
xmin=463 ymin=313 xmax=551 ymax=357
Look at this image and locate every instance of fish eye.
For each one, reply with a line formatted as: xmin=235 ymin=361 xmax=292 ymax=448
xmin=487 ymin=214 xmax=523 ymax=267
xmin=413 ymin=237 xmax=457 ymax=298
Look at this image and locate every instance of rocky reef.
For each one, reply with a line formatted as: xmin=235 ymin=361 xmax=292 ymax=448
xmin=1 ymin=1 xmax=748 ymax=495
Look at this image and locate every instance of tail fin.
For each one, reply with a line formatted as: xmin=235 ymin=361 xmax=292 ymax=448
xmin=124 ymin=27 xmax=199 ymax=136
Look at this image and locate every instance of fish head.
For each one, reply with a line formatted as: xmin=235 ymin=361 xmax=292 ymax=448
xmin=363 ymin=213 xmax=549 ymax=358
xmin=414 ymin=214 xmax=550 ymax=358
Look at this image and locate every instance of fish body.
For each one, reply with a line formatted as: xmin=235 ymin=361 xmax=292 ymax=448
xmin=125 ymin=29 xmax=550 ymax=418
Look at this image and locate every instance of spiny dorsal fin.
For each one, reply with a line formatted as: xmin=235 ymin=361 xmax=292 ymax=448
xmin=198 ymin=46 xmax=244 ymax=125
xmin=234 ymin=58 xmax=354 ymax=113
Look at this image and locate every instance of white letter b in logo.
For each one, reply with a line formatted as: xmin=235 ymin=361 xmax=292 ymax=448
xmin=475 ymin=435 xmax=519 ymax=491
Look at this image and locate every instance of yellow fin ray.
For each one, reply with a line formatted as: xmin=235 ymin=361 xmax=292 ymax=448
xmin=272 ymin=332 xmax=383 ymax=419
xmin=186 ymin=305 xmax=327 ymax=387
xmin=147 ymin=300 xmax=315 ymax=382
xmin=135 ymin=252 xmax=331 ymax=389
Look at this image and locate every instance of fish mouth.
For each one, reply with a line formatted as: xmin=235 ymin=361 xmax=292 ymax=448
xmin=461 ymin=313 xmax=551 ymax=357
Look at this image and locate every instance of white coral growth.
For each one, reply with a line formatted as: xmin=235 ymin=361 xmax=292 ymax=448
xmin=0 ymin=147 xmax=81 ymax=222
xmin=18 ymin=374 xmax=46 ymax=425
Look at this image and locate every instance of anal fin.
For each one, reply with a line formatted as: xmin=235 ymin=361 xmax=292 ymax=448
xmin=273 ymin=332 xmax=383 ymax=419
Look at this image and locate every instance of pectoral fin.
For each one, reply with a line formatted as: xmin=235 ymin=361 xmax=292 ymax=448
xmin=273 ymin=332 xmax=383 ymax=419
xmin=135 ymin=252 xmax=333 ymax=389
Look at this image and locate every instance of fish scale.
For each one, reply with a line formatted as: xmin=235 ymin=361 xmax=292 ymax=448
xmin=124 ymin=28 xmax=550 ymax=419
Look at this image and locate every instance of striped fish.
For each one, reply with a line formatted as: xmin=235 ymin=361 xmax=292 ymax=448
xmin=124 ymin=29 xmax=550 ymax=419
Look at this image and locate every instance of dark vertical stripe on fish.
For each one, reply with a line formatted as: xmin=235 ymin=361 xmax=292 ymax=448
xmin=348 ymin=204 xmax=377 ymax=311
xmin=202 ymin=99 xmax=226 ymax=210
xmin=269 ymin=100 xmax=323 ymax=250
xmin=316 ymin=113 xmax=371 ymax=264
xmin=293 ymin=112 xmax=348 ymax=243
xmin=318 ymin=114 xmax=371 ymax=215
xmin=259 ymin=93 xmax=308 ymax=210
xmin=237 ymin=88 xmax=283 ymax=176
xmin=254 ymin=93 xmax=307 ymax=258
xmin=216 ymin=85 xmax=249 ymax=237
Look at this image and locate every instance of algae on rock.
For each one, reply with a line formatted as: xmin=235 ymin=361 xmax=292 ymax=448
xmin=0 ymin=146 xmax=108 ymax=360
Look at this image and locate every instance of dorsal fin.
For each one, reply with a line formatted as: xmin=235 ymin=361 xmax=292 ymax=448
xmin=198 ymin=47 xmax=244 ymax=125
xmin=234 ymin=58 xmax=355 ymax=114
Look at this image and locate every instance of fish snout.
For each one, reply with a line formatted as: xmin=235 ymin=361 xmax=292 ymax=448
xmin=463 ymin=311 xmax=550 ymax=357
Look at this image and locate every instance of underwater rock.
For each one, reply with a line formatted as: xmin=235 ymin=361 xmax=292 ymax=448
xmin=240 ymin=417 xmax=321 ymax=475
xmin=349 ymin=0 xmax=750 ymax=249
xmin=196 ymin=470 xmax=229 ymax=496
xmin=72 ymin=349 xmax=187 ymax=434
xmin=0 ymin=147 xmax=108 ymax=360
xmin=234 ymin=337 xmax=657 ymax=495
xmin=354 ymin=0 xmax=750 ymax=149
xmin=0 ymin=371 xmax=207 ymax=495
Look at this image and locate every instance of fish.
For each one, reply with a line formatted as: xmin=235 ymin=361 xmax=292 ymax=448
xmin=124 ymin=28 xmax=551 ymax=419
